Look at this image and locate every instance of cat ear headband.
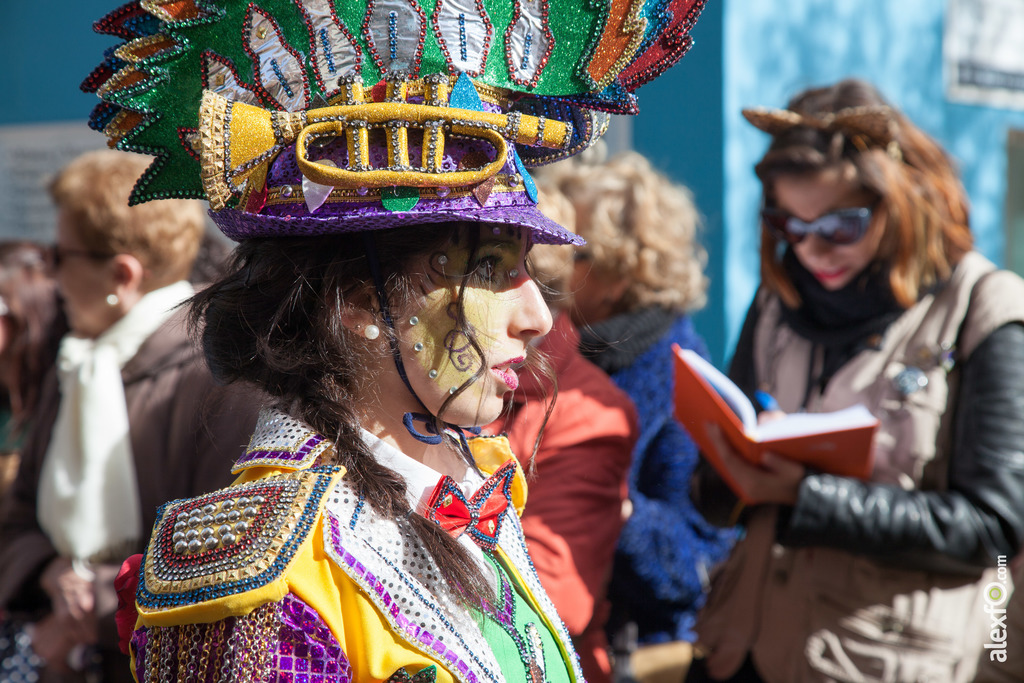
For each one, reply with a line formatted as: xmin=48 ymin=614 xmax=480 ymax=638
xmin=742 ymin=105 xmax=903 ymax=162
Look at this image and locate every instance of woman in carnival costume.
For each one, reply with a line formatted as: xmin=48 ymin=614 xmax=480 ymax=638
xmin=84 ymin=0 xmax=708 ymax=681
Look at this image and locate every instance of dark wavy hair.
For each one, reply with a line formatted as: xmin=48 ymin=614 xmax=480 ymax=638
xmin=754 ymin=79 xmax=974 ymax=308
xmin=0 ymin=242 xmax=68 ymax=433
xmin=190 ymin=222 xmax=550 ymax=607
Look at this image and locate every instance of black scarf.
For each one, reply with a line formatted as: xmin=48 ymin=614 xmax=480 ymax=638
xmin=578 ymin=306 xmax=677 ymax=376
xmin=780 ymin=249 xmax=905 ymax=393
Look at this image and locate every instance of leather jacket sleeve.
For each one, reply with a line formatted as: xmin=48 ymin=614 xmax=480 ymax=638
xmin=778 ymin=322 xmax=1024 ymax=573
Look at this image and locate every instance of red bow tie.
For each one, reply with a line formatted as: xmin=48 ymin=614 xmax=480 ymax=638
xmin=424 ymin=460 xmax=517 ymax=551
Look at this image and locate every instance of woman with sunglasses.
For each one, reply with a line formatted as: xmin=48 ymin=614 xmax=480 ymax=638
xmin=687 ymin=79 xmax=1024 ymax=682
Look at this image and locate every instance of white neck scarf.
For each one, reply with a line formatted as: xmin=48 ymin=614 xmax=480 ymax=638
xmin=38 ymin=280 xmax=194 ymax=563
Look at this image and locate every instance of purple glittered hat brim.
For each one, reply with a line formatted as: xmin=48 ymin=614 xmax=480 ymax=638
xmin=212 ymin=204 xmax=584 ymax=246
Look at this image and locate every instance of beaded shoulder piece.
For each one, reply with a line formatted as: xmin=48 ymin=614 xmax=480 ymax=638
xmin=137 ymin=465 xmax=342 ymax=619
xmin=232 ymin=408 xmax=335 ymax=473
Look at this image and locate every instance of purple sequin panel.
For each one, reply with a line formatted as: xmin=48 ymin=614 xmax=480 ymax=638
xmin=275 ymin=594 xmax=352 ymax=683
xmin=236 ymin=434 xmax=324 ymax=468
xmin=325 ymin=514 xmax=479 ymax=678
xmin=131 ymin=627 xmax=149 ymax=682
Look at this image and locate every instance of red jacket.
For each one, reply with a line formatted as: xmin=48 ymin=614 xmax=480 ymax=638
xmin=487 ymin=314 xmax=638 ymax=683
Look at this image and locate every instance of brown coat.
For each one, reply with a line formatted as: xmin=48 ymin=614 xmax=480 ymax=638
xmin=0 ymin=311 xmax=261 ymax=682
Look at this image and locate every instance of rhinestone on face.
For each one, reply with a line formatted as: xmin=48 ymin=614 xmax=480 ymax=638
xmin=428 ymin=369 xmax=438 ymax=379
xmin=437 ymin=255 xmax=448 ymax=265
xmin=409 ymin=316 xmax=419 ymax=326
xmin=414 ymin=342 xmax=424 ymax=352
xmin=449 ymin=386 xmax=458 ymax=394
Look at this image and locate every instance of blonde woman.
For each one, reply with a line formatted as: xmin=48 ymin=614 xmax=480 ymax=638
xmin=0 ymin=150 xmax=258 ymax=682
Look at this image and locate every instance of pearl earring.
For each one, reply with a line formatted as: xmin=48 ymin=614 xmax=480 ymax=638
xmin=106 ymin=294 xmax=119 ymax=306
xmin=363 ymin=324 xmax=380 ymax=340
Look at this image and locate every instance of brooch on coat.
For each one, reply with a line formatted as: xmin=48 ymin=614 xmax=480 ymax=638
xmin=893 ymin=342 xmax=956 ymax=396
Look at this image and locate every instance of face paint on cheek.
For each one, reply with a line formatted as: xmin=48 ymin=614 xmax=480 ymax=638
xmin=408 ymin=287 xmax=483 ymax=394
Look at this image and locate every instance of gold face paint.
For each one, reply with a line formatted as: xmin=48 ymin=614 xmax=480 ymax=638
xmin=397 ymin=225 xmax=543 ymax=426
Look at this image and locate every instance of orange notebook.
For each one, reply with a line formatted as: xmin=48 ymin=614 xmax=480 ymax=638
xmin=672 ymin=345 xmax=878 ymax=503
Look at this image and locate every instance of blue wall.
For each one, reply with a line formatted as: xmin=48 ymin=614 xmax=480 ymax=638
xmin=2 ymin=0 xmax=111 ymax=125
xmin=633 ymin=0 xmax=726 ymax=364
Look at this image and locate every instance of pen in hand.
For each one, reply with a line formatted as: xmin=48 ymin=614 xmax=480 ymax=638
xmin=754 ymin=390 xmax=779 ymax=413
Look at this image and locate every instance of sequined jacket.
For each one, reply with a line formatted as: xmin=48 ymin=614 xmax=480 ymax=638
xmin=127 ymin=409 xmax=585 ymax=683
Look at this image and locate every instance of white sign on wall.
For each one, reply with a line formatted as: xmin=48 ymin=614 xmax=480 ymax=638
xmin=945 ymin=0 xmax=1024 ymax=111
xmin=0 ymin=121 xmax=107 ymax=242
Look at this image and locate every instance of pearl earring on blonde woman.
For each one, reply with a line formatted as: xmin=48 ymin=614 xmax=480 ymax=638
xmin=363 ymin=324 xmax=380 ymax=340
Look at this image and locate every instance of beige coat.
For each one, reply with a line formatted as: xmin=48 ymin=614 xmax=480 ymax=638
xmin=696 ymin=253 xmax=1024 ymax=683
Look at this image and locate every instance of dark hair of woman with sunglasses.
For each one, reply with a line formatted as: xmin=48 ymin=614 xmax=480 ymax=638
xmin=686 ymin=78 xmax=1024 ymax=682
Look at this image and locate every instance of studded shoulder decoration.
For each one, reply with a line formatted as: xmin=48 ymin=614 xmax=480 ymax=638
xmin=232 ymin=408 xmax=335 ymax=473
xmin=137 ymin=466 xmax=342 ymax=617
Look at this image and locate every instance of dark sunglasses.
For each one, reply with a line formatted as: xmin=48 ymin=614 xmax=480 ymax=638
xmin=761 ymin=206 xmax=874 ymax=246
xmin=48 ymin=245 xmax=115 ymax=270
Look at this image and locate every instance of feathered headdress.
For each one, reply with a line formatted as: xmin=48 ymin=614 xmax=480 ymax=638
xmin=84 ymin=0 xmax=707 ymax=243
